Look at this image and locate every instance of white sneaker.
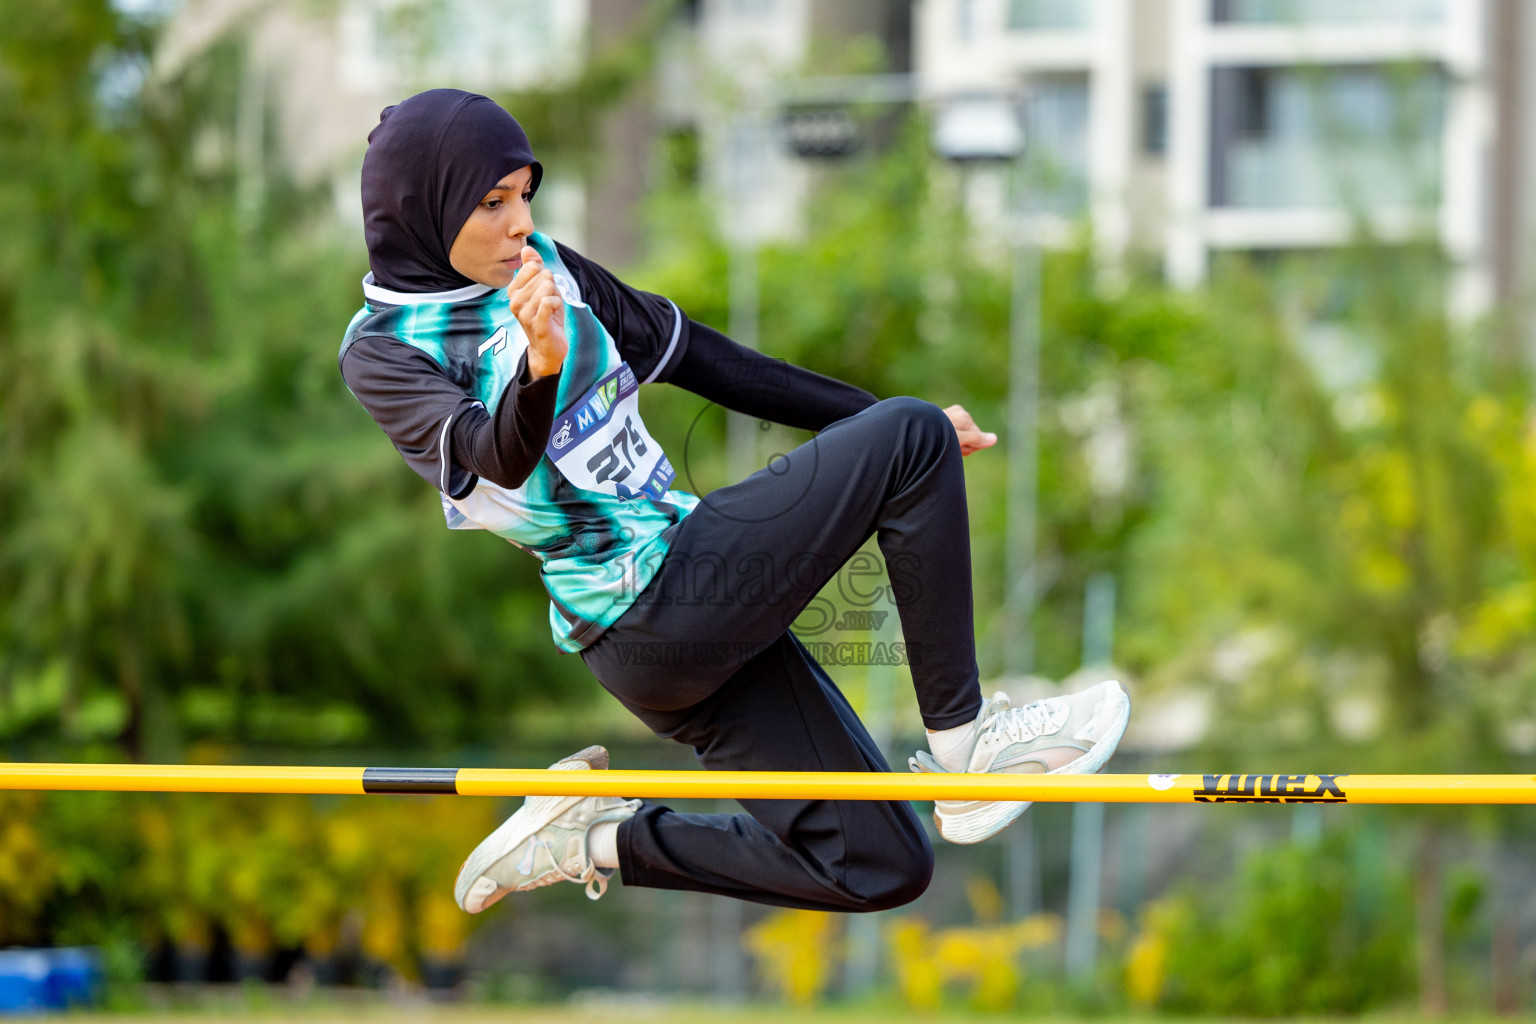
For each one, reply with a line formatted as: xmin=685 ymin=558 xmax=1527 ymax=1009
xmin=454 ymin=745 xmax=640 ymax=913
xmin=908 ymin=679 xmax=1131 ymax=844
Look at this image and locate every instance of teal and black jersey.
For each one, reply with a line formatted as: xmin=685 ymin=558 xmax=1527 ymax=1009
xmin=340 ymin=232 xmax=699 ymax=652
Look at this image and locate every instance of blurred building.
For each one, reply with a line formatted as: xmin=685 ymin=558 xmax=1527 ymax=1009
xmin=156 ymin=0 xmax=594 ymax=247
xmin=155 ymin=0 xmax=911 ymax=266
xmin=156 ymin=0 xmax=1536 ymax=316
xmin=916 ymin=0 xmax=1534 ymax=319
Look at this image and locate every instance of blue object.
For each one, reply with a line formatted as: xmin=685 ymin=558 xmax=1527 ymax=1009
xmin=44 ymin=948 xmax=100 ymax=1008
xmin=0 ymin=951 xmax=51 ymax=1014
xmin=0 ymin=949 xmax=101 ymax=1014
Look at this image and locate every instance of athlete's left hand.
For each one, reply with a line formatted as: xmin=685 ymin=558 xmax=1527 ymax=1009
xmin=944 ymin=405 xmax=997 ymax=457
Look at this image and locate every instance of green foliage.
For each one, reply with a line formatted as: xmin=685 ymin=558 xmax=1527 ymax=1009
xmin=1108 ymin=240 xmax=1536 ymax=765
xmin=0 ymin=0 xmax=593 ymax=757
xmin=1 ymin=788 xmax=498 ymax=978
xmin=1150 ymin=832 xmax=1416 ymax=1015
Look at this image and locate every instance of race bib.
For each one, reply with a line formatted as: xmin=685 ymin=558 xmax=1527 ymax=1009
xmin=546 ymin=363 xmax=676 ymax=501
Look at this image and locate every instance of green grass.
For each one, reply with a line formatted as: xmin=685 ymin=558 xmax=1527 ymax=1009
xmin=15 ymin=1001 xmax=1526 ymax=1024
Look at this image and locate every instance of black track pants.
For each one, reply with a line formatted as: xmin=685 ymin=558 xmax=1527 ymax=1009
xmin=580 ymin=397 xmax=985 ymax=910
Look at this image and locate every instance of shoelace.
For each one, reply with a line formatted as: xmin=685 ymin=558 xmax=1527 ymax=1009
xmin=516 ymin=833 xmax=609 ymax=900
xmin=980 ymin=694 xmax=1066 ymax=746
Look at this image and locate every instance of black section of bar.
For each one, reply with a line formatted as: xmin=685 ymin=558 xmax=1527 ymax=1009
xmin=362 ymin=767 xmax=459 ymax=794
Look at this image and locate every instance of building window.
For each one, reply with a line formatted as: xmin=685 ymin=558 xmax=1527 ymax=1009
xmin=1142 ymin=84 xmax=1168 ymax=156
xmin=1209 ymin=64 xmax=1444 ymax=210
xmin=1021 ymin=75 xmax=1090 ymax=214
xmin=1007 ymin=0 xmax=1092 ymax=31
xmin=1212 ymin=0 xmax=1444 ymax=26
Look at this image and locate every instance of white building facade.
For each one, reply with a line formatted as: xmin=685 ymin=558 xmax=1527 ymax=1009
xmin=916 ymin=0 xmax=1527 ymax=319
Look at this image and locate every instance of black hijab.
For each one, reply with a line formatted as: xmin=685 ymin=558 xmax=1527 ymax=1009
xmin=361 ymin=89 xmax=543 ymax=293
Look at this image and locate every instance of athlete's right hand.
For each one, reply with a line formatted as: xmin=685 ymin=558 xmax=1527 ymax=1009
xmin=509 ymin=245 xmax=568 ymax=380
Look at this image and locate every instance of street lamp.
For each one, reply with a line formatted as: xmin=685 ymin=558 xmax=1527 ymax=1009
xmin=932 ymin=94 xmax=1027 ymax=162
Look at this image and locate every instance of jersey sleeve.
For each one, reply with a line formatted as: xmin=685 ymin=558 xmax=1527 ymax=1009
xmin=341 ymin=334 xmax=561 ymax=498
xmin=341 ymin=334 xmax=481 ymax=497
xmin=667 ymin=320 xmax=878 ymax=431
xmin=555 ymin=241 xmax=689 ymax=384
xmin=449 ymin=355 xmax=561 ymax=492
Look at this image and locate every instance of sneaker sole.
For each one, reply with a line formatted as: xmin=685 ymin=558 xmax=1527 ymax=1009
xmin=935 ymin=683 xmax=1132 ymax=844
xmin=454 ymin=745 xmax=608 ymax=913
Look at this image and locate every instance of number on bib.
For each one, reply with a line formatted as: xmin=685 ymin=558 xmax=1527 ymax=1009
xmin=546 ymin=364 xmax=676 ymax=501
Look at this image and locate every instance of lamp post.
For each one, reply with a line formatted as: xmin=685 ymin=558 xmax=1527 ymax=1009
xmin=933 ymin=96 xmax=1048 ymax=931
xmin=724 ymin=101 xmax=770 ymax=481
xmin=1005 ymin=200 xmax=1041 ymax=679
xmin=932 ymin=96 xmax=1035 ymax=680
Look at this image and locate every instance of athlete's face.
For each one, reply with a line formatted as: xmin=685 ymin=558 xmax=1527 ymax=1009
xmin=448 ymin=164 xmax=537 ymax=289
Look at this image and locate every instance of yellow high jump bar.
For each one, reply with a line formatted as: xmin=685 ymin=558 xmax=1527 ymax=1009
xmin=0 ymin=764 xmax=1533 ymax=804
